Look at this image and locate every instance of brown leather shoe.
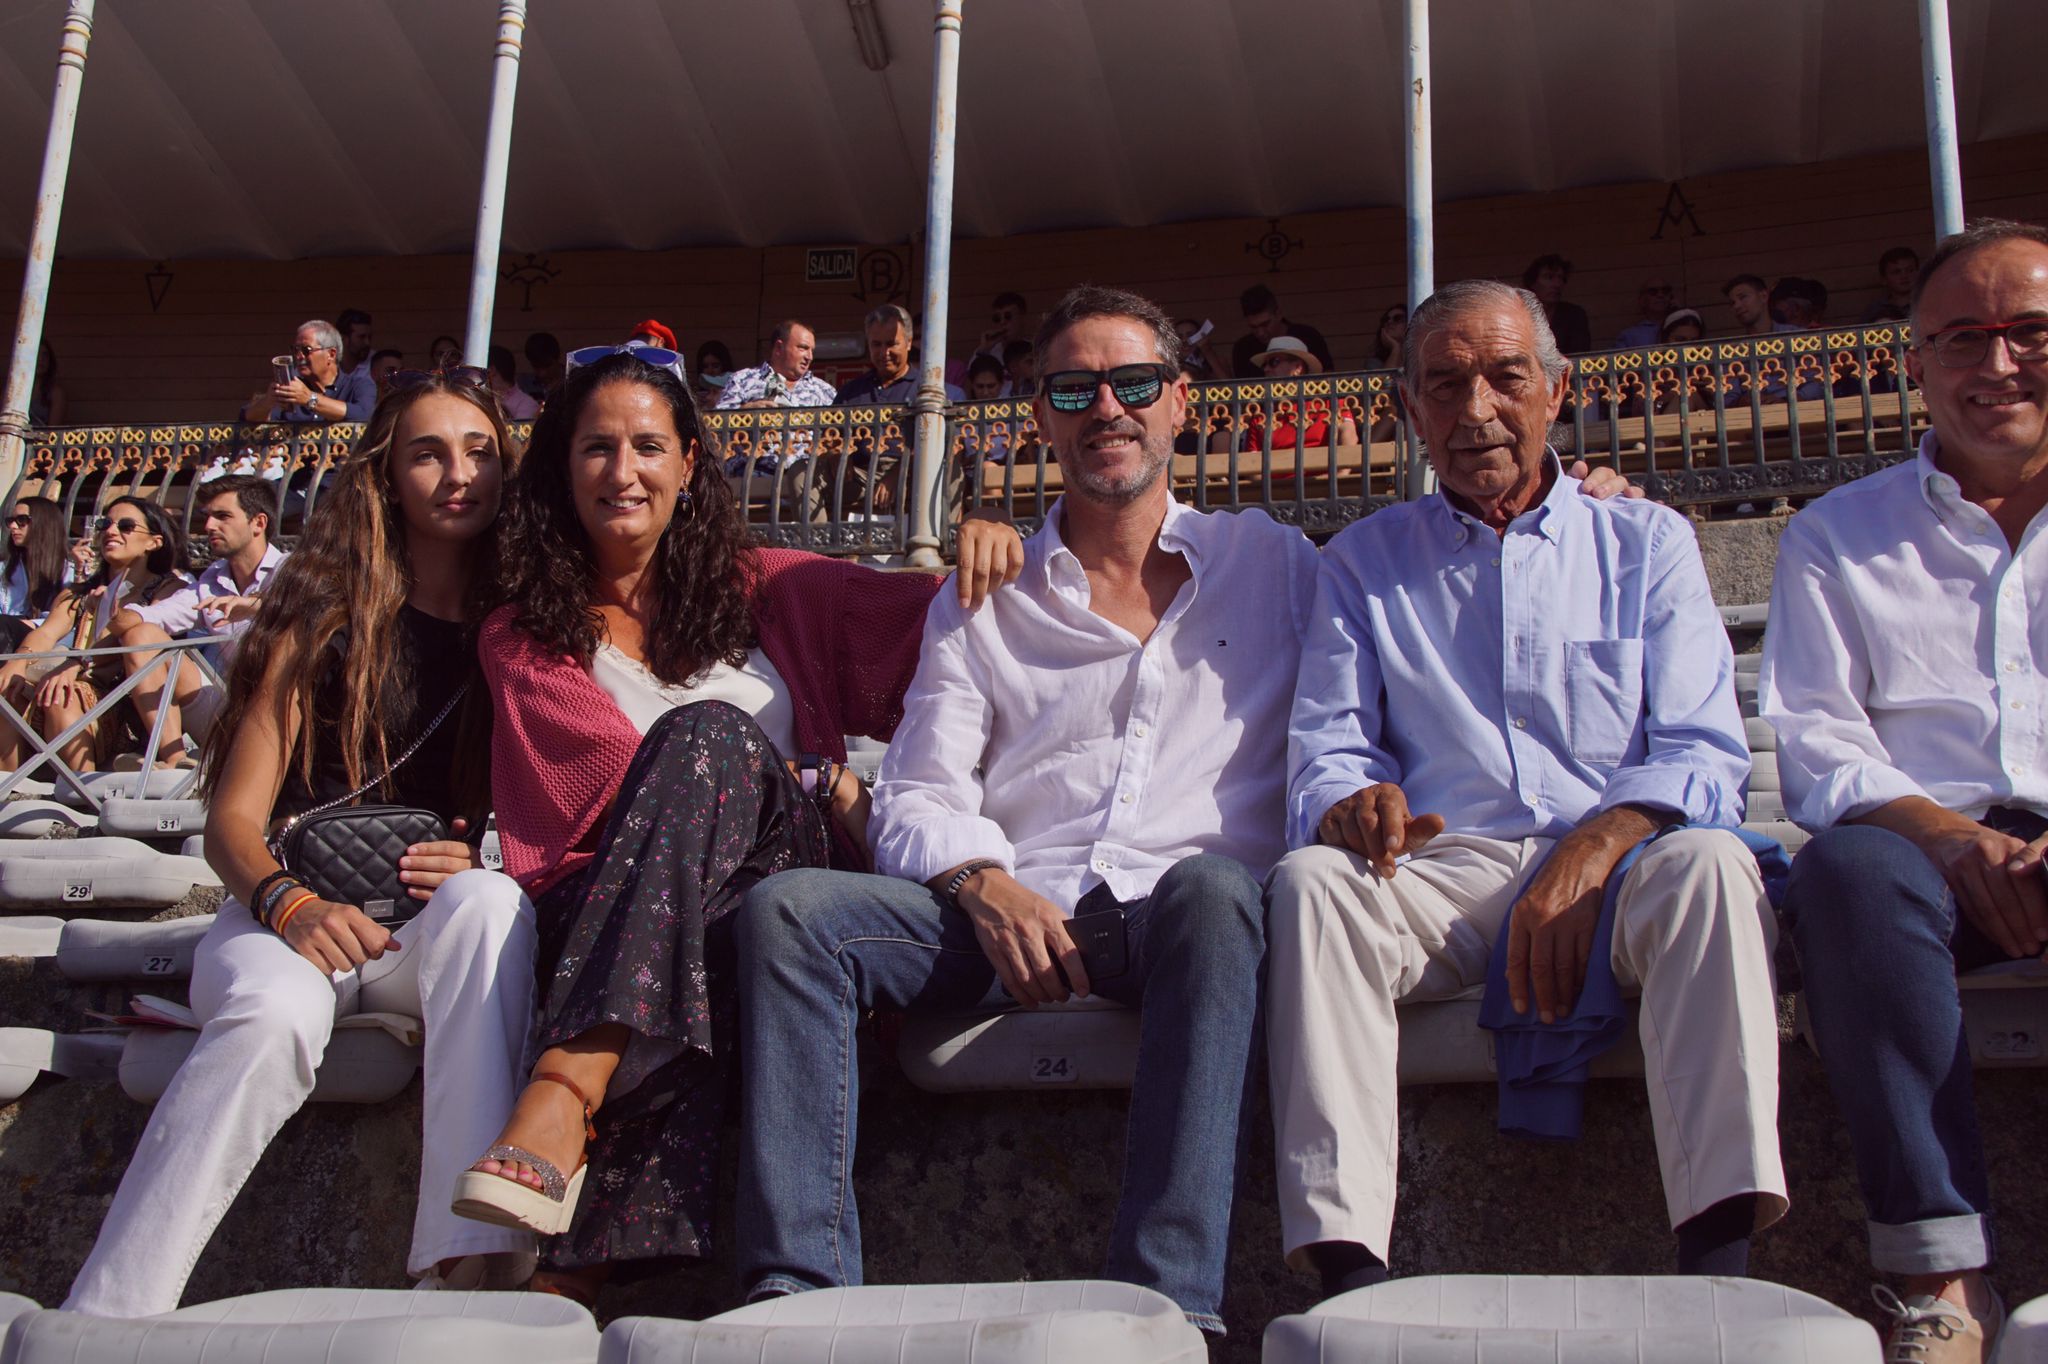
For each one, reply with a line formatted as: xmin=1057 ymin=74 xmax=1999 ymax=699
xmin=1874 ymin=1284 xmax=2005 ymax=1363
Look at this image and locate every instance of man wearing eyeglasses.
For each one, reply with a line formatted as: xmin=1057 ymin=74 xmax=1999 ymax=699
xmin=1760 ymin=217 xmax=2048 ymax=1363
xmin=240 ymin=319 xmax=374 ymax=424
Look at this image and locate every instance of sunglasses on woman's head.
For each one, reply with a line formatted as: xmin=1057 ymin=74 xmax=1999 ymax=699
xmin=566 ymin=344 xmax=689 ymax=386
xmin=95 ymin=515 xmax=148 ymax=535
xmin=386 ymin=366 xmax=491 ymax=394
xmin=1040 ymin=363 xmax=1177 ymax=414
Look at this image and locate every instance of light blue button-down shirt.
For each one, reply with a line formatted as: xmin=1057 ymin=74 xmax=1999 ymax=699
xmin=1287 ymin=457 xmax=1748 ymax=849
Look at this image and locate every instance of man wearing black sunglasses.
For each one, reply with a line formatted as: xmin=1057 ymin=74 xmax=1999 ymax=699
xmin=239 ymin=319 xmax=374 ymax=424
xmin=1761 ymin=217 xmax=2048 ymax=1363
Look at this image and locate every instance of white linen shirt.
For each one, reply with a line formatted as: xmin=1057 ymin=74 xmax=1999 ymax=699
xmin=128 ymin=542 xmax=287 ymax=637
xmin=1288 ymin=457 xmax=1749 ymax=849
xmin=870 ymin=496 xmax=1319 ymax=912
xmin=1761 ymin=432 xmax=2048 ymax=828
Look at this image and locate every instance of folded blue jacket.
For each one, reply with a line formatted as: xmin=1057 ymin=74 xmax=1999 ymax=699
xmin=1477 ymin=825 xmax=1788 ymax=1142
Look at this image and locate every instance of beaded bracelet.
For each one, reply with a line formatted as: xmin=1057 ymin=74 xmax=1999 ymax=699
xmin=249 ymin=864 xmax=299 ymax=917
xmin=270 ymin=890 xmax=317 ymax=939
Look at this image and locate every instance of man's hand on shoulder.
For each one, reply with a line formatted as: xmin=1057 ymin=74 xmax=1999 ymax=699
xmin=1506 ymin=804 xmax=1660 ymax=1023
xmin=944 ymin=863 xmax=1090 ymax=1004
xmin=1861 ymin=797 xmax=2048 ymax=959
xmin=953 ymin=508 xmax=1025 ymax=610
xmin=1318 ymin=782 xmax=1444 ymax=878
xmin=1568 ymin=458 xmax=1645 ymax=500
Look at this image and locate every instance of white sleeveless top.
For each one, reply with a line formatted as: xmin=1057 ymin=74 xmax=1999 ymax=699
xmin=590 ymin=643 xmax=799 ymax=757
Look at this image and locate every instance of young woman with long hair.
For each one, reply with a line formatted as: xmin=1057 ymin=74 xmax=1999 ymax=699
xmin=64 ymin=373 xmax=543 ymax=1316
xmin=0 ymin=495 xmax=191 ymax=773
xmin=2 ymin=495 xmax=70 ymax=619
xmin=450 ymin=350 xmax=1022 ymax=1302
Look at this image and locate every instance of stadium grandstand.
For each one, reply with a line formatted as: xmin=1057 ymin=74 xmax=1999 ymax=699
xmin=1 ymin=2 xmax=2047 ymax=1362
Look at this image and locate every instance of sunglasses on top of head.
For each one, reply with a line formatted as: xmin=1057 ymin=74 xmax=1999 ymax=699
xmin=1040 ymin=363 xmax=1177 ymax=414
xmin=566 ymin=344 xmax=689 ymax=386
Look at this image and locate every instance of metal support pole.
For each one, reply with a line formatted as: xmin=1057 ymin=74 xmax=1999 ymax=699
xmin=1917 ymin=0 xmax=1965 ymax=241
xmin=906 ymin=0 xmax=964 ymax=569
xmin=462 ymin=0 xmax=529 ymax=367
xmin=0 ymin=0 xmax=94 ymax=497
xmin=1401 ymin=0 xmax=1435 ymax=497
xmin=1402 ymin=0 xmax=1434 ymax=314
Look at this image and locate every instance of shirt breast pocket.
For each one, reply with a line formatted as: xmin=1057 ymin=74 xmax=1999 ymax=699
xmin=1564 ymin=638 xmax=1645 ymax=764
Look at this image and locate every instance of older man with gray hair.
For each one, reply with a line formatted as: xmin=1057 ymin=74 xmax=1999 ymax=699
xmin=1265 ymin=278 xmax=1787 ymax=1299
xmin=241 ymin=318 xmax=375 ymax=423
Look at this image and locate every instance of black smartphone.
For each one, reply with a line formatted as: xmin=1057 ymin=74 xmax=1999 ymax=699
xmin=1063 ymin=906 xmax=1129 ymax=983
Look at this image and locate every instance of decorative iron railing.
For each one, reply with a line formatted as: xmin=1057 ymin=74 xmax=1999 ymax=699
xmin=6 ymin=323 xmax=1927 ymax=558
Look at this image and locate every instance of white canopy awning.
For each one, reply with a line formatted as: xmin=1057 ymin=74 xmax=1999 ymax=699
xmin=1 ymin=0 xmax=2043 ymax=262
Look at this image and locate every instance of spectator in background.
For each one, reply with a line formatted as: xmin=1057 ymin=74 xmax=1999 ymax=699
xmin=1863 ymin=246 xmax=1921 ymax=323
xmin=1 ymin=496 xmax=71 ymax=645
xmin=429 ymin=335 xmax=463 ymax=371
xmin=1234 ymin=284 xmax=1335 ymax=377
xmin=974 ymin=290 xmax=1029 ymax=360
xmin=1002 ymin=339 xmax=1035 ymax=396
xmin=111 ymin=474 xmax=287 ymax=750
xmin=1722 ymin=274 xmax=1778 ymax=337
xmin=1661 ymin=308 xmax=1706 ymax=344
xmin=1369 ymin=304 xmax=1407 ymax=368
xmin=1614 ymin=279 xmax=1677 ymax=348
xmin=1250 ymin=336 xmax=1357 ymax=454
xmin=521 ymin=332 xmax=564 ymax=402
xmin=693 ymin=340 xmax=734 ymax=408
xmin=629 ymin=318 xmax=679 ymax=351
xmin=336 ymin=308 xmax=373 ymax=384
xmin=369 ymin=349 xmax=404 ymax=402
xmin=1772 ymin=277 xmax=1829 ymax=330
xmin=966 ymin=355 xmax=1006 ymax=400
xmin=836 ymin=305 xmax=963 ymax=406
xmin=1175 ymin=317 xmax=1226 ymax=381
xmin=1522 ymin=254 xmax=1592 ymax=354
xmin=716 ymin=320 xmax=836 ymax=411
xmin=241 ymin=320 xmax=374 ymax=423
xmin=487 ymin=345 xmax=542 ymax=420
xmin=30 ymin=341 xmax=65 ymax=426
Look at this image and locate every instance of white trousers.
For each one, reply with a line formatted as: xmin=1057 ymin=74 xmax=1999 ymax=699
xmin=65 ymin=868 xmax=538 ymax=1317
xmin=1266 ymin=829 xmax=1788 ymax=1268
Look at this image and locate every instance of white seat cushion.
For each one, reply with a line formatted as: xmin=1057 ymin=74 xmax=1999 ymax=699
xmin=96 ymin=796 xmax=207 ymax=840
xmin=51 ymin=914 xmax=213 ymax=980
xmin=601 ymin=1282 xmax=1203 ymax=1364
xmin=119 ymin=1024 xmax=421 ymax=1105
xmin=0 ymin=838 xmax=218 ymax=911
xmin=1999 ymin=1292 xmax=2048 ymax=1364
xmin=0 ymin=801 xmax=93 ymax=837
xmin=0 ymin=1028 xmax=124 ymax=1103
xmin=1264 ymin=1276 xmax=1877 ymax=1364
xmin=3 ymin=1288 xmax=597 ymax=1364
xmin=52 ymin=769 xmax=201 ymax=809
xmin=0 ymin=1291 xmax=38 ymax=1331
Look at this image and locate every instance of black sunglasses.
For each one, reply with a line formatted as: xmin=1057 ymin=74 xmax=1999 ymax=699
xmin=386 ymin=366 xmax=492 ymax=394
xmin=5 ymin=515 xmax=30 ymax=528
xmin=1041 ymin=363 xmax=1176 ymax=414
xmin=95 ymin=515 xmax=150 ymax=535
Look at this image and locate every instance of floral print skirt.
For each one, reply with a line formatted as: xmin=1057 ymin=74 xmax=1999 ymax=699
xmin=531 ymin=699 xmax=827 ymax=1272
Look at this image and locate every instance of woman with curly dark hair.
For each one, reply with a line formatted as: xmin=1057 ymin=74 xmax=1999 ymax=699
xmin=450 ymin=350 xmax=1021 ymax=1299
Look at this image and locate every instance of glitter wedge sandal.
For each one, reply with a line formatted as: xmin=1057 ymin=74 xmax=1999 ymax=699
xmin=450 ymin=1070 xmax=596 ymax=1237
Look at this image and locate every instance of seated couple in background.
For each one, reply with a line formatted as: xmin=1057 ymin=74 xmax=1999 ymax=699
xmin=0 ymin=476 xmax=282 ymax=776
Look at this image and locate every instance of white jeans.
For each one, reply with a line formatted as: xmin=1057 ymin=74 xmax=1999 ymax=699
xmin=1266 ymin=829 xmax=1788 ymax=1268
xmin=65 ymin=868 xmax=538 ymax=1317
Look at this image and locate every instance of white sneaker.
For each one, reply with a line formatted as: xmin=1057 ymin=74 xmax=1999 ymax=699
xmin=1874 ymin=1283 xmax=2005 ymax=1363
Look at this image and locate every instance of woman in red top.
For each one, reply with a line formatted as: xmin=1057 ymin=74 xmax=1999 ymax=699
xmin=451 ymin=351 xmax=1020 ymax=1301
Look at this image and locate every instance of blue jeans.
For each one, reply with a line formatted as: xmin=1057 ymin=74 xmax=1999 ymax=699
xmin=1781 ymin=812 xmax=2034 ymax=1275
xmin=734 ymin=855 xmax=1267 ymax=1332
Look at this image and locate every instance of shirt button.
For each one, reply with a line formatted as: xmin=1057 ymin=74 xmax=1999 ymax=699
xmin=1119 ymin=793 xmax=1133 ymax=804
xmin=1514 ymin=717 xmax=1529 ymax=729
xmin=2012 ymin=764 xmax=2028 ymax=777
xmin=1491 ymin=557 xmax=1501 ymax=567
xmin=2008 ymin=661 xmax=2023 ymax=673
xmin=1094 ymin=859 xmax=1110 ymax=871
xmin=2013 ymin=700 xmax=2027 ymax=711
xmin=1133 ymin=724 xmax=1148 ymax=738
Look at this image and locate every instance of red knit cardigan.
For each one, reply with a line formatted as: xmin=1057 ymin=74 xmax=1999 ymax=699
xmin=482 ymin=547 xmax=941 ymax=893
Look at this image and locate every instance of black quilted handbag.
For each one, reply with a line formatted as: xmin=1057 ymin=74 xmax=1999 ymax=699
xmin=267 ymin=686 xmax=466 ymax=927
